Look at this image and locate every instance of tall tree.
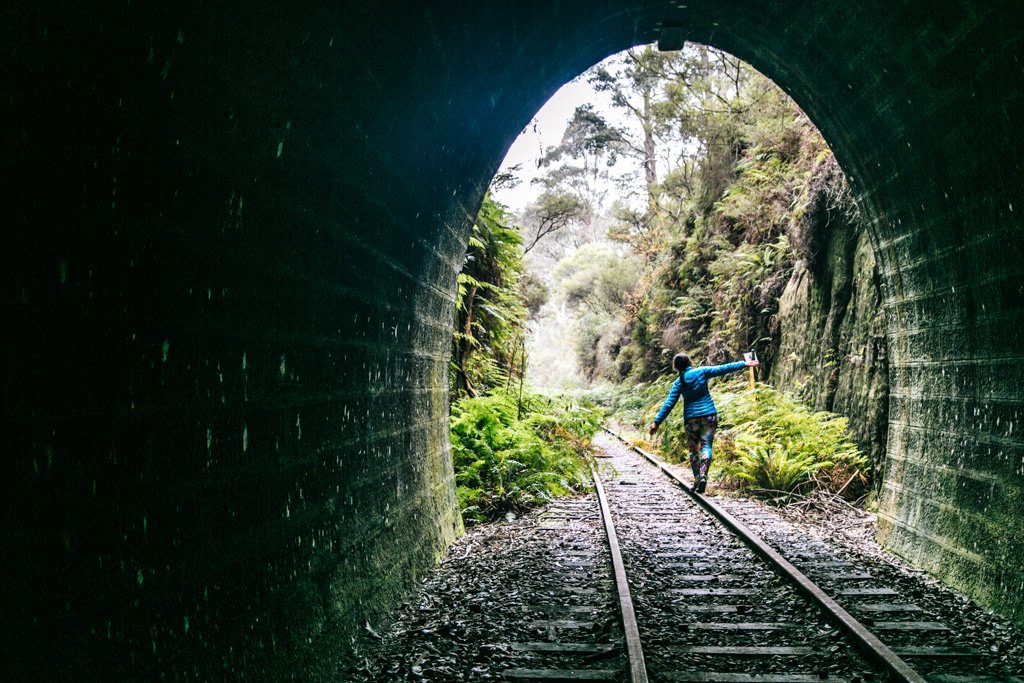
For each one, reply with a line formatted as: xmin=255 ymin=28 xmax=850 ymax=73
xmin=588 ymin=46 xmax=682 ymax=209
xmin=520 ymin=191 xmax=590 ymax=255
xmin=535 ymin=104 xmax=626 ymax=214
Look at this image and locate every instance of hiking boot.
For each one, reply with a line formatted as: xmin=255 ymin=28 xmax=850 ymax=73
xmin=695 ymin=477 xmax=707 ymax=494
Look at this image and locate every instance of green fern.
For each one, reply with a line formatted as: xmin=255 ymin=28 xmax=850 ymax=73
xmin=450 ymin=390 xmax=604 ymax=524
xmin=608 ymin=378 xmax=867 ymax=498
xmin=724 ymin=443 xmax=832 ymax=493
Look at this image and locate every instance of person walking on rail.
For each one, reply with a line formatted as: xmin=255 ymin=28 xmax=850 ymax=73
xmin=647 ymin=353 xmax=759 ymax=494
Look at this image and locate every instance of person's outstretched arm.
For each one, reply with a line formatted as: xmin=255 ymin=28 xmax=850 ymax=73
xmin=648 ymin=377 xmax=682 ymax=434
xmin=703 ymin=359 xmax=756 ymax=378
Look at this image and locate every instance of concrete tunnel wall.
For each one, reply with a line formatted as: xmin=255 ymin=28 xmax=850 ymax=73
xmin=1 ymin=0 xmax=1022 ymax=677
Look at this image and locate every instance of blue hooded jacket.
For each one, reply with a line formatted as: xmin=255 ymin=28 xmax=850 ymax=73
xmin=653 ymin=361 xmax=747 ymax=424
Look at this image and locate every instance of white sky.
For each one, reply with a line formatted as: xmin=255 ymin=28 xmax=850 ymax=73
xmin=491 ymin=74 xmax=622 ymax=214
xmin=490 ymin=47 xmax=687 ymax=217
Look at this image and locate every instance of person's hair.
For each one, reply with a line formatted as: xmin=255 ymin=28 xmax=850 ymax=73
xmin=672 ymin=353 xmax=692 ymax=373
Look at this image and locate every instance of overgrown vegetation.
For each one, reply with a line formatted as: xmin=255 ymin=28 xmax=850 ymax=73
xmin=608 ymin=377 xmax=868 ymax=500
xmin=614 ymin=64 xmax=834 ymax=380
xmin=519 ymin=45 xmax=858 ymax=385
xmin=449 ymin=195 xmax=602 ymax=524
xmin=716 ymin=385 xmax=867 ymax=498
xmin=451 ymin=193 xmax=531 ymax=399
xmin=507 ymin=43 xmax=874 ymax=500
xmin=449 ymin=42 xmax=873 ymax=522
xmin=450 ymin=391 xmax=603 ymax=524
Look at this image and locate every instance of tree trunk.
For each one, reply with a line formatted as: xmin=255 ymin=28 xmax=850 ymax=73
xmin=643 ymin=89 xmax=658 ymax=214
xmin=455 ymin=284 xmax=479 ymax=397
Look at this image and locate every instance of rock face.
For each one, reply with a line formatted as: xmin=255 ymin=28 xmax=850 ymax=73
xmin=771 ymin=165 xmax=889 ymax=481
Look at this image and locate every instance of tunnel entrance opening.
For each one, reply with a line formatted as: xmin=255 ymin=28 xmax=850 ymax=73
xmin=453 ymin=41 xmax=886 ymax=517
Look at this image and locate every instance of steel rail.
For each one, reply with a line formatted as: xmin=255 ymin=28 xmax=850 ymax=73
xmin=591 ymin=466 xmax=649 ymax=683
xmin=602 ymin=427 xmax=927 ymax=683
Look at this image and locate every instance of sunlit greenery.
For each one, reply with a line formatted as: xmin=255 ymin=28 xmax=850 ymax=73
xmin=714 ymin=384 xmax=867 ymax=496
xmin=451 ymin=193 xmax=529 ymax=399
xmin=522 ymin=44 xmax=855 ymax=384
xmin=449 ymin=43 xmax=871 ymax=523
xmin=449 ymin=195 xmax=604 ymax=524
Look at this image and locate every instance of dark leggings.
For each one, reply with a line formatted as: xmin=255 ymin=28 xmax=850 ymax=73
xmin=684 ymin=413 xmax=718 ymax=479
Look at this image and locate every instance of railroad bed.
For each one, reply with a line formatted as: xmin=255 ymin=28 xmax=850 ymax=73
xmin=343 ymin=432 xmax=1024 ymax=682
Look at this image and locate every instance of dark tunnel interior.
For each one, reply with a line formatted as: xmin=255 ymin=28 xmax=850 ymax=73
xmin=1 ymin=1 xmax=1022 ymax=678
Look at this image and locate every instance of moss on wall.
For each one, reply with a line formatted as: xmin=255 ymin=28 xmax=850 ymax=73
xmin=770 ymin=160 xmax=889 ymax=480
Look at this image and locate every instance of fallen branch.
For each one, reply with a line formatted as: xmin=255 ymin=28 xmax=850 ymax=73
xmin=836 ymin=469 xmax=861 ymax=497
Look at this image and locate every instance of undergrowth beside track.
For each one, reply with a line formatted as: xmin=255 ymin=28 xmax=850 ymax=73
xmin=585 ymin=378 xmax=869 ymax=501
xmin=450 ymin=390 xmax=604 ymax=524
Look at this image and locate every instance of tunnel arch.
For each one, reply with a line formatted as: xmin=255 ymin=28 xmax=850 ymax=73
xmin=2 ymin=0 xmax=1022 ymax=678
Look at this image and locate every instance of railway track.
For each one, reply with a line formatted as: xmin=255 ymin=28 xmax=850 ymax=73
xmin=500 ymin=429 xmax=1017 ymax=682
xmin=347 ymin=429 xmax=1022 ymax=681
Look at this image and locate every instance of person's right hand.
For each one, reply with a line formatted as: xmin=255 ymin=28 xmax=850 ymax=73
xmin=648 ymin=422 xmax=658 ymax=435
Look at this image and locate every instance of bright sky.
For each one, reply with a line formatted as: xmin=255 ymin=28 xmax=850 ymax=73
xmin=490 ymin=74 xmax=621 ymax=214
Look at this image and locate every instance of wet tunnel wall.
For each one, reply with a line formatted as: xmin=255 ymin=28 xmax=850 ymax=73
xmin=1 ymin=0 xmax=1022 ymax=677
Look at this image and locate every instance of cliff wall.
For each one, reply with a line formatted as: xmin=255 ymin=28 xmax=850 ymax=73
xmin=771 ymin=162 xmax=889 ymax=481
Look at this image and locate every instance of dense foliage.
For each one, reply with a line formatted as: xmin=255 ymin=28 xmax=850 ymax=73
xmin=451 ymin=193 xmax=531 ymax=398
xmin=608 ymin=376 xmax=867 ymax=499
xmin=450 ymin=391 xmax=603 ymax=524
xmin=617 ymin=57 xmax=834 ymax=380
xmin=450 ymin=43 xmax=872 ymax=522
xmin=449 ymin=196 xmax=601 ymax=524
xmin=524 ymin=45 xmax=858 ymax=385
xmin=716 ymin=385 xmax=867 ymax=497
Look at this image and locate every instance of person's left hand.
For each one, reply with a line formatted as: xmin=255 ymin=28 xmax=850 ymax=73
xmin=745 ymin=359 xmax=760 ymax=367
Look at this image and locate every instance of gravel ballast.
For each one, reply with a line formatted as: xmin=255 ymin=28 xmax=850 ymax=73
xmin=339 ymin=433 xmax=1024 ymax=681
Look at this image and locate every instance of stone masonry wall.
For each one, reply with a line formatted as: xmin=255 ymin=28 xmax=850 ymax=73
xmin=0 ymin=4 xmax=470 ymax=679
xmin=684 ymin=0 xmax=1024 ymax=626
xmin=1 ymin=0 xmax=1023 ymax=678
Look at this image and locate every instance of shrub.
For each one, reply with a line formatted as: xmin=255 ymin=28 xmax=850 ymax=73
xmin=727 ymin=444 xmax=833 ymax=494
xmin=715 ymin=383 xmax=867 ymax=496
xmin=450 ymin=390 xmax=604 ymax=524
xmin=611 ymin=377 xmax=867 ymax=498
